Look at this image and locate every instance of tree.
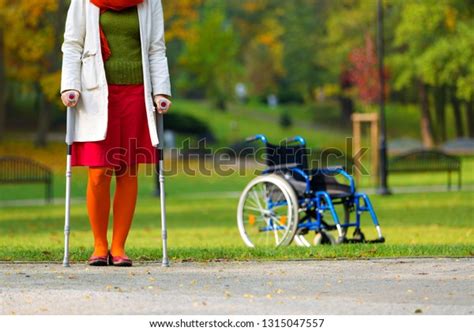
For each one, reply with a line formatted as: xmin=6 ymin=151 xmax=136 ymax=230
xmin=229 ymin=0 xmax=285 ymax=97
xmin=322 ymin=0 xmax=379 ymax=121
xmin=390 ymin=0 xmax=474 ymax=143
xmin=1 ymin=0 xmax=59 ymax=146
xmin=179 ymin=2 xmax=240 ymax=110
xmin=348 ymin=34 xmax=389 ymax=105
xmin=162 ymin=0 xmax=203 ymax=42
xmin=280 ymin=0 xmax=332 ymax=102
xmin=0 ymin=9 xmax=5 ymax=140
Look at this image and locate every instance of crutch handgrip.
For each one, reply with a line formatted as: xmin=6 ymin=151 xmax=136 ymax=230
xmin=159 ymin=100 xmax=169 ymax=111
xmin=156 ymin=98 xmax=170 ymax=114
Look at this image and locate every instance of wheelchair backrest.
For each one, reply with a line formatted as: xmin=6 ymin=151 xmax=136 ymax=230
xmin=264 ymin=143 xmax=310 ymax=171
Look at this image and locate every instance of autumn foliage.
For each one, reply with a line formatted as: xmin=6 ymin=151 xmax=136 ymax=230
xmin=347 ymin=35 xmax=389 ymax=105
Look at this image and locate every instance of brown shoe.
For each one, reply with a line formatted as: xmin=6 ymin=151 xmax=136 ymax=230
xmin=108 ymin=253 xmax=132 ymax=267
xmin=88 ymin=255 xmax=108 ymax=266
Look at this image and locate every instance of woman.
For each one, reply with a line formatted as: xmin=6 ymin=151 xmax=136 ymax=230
xmin=60 ymin=0 xmax=172 ymax=267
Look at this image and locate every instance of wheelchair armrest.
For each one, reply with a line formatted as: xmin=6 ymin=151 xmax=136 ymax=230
xmin=309 ymin=167 xmax=356 ymax=194
xmin=281 ymin=166 xmax=312 ymax=193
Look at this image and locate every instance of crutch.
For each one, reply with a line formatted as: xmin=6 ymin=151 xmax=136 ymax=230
xmin=156 ymin=99 xmax=170 ymax=267
xmin=62 ymin=94 xmax=76 ymax=267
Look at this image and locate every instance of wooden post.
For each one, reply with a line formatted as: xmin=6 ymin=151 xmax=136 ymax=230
xmin=352 ymin=113 xmax=380 ymax=185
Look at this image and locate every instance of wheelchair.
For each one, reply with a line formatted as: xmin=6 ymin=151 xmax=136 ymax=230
xmin=237 ymin=134 xmax=385 ymax=247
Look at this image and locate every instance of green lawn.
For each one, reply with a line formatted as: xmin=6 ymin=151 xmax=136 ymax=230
xmin=0 ymin=167 xmax=472 ymax=262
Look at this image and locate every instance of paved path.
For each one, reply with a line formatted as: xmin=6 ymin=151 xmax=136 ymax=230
xmin=1 ymin=259 xmax=472 ymax=315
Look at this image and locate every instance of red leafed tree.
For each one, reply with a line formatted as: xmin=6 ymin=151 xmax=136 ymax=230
xmin=348 ymin=34 xmax=389 ymax=104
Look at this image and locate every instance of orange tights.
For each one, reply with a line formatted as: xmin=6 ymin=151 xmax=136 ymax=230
xmin=87 ymin=166 xmax=138 ymax=257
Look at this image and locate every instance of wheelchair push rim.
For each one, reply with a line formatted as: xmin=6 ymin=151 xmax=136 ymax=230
xmin=237 ymin=174 xmax=299 ymax=247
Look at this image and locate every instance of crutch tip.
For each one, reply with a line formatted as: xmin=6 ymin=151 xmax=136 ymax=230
xmin=162 ymin=260 xmax=170 ymax=267
xmin=62 ymin=263 xmax=70 ymax=267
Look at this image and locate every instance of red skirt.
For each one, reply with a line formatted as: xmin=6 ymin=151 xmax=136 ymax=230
xmin=71 ymin=84 xmax=157 ymax=168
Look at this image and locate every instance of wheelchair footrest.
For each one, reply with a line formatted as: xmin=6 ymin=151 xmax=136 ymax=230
xmin=337 ymin=237 xmax=385 ymax=244
xmin=365 ymin=237 xmax=385 ymax=244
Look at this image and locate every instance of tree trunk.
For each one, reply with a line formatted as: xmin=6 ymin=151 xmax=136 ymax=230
xmin=466 ymin=98 xmax=474 ymax=138
xmin=418 ymin=81 xmax=435 ymax=148
xmin=450 ymin=88 xmax=464 ymax=138
xmin=35 ymin=83 xmax=49 ymax=147
xmin=433 ymin=85 xmax=447 ymax=142
xmin=0 ymin=26 xmax=6 ymax=140
xmin=339 ymin=69 xmax=354 ymax=124
xmin=34 ymin=2 xmax=67 ymax=147
xmin=339 ymin=96 xmax=354 ymax=124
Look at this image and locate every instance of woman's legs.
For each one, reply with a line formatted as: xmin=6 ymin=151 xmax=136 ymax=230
xmin=110 ymin=164 xmax=139 ymax=257
xmin=87 ymin=167 xmax=113 ymax=257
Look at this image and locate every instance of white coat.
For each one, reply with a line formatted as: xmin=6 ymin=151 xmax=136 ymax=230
xmin=60 ymin=0 xmax=171 ymax=146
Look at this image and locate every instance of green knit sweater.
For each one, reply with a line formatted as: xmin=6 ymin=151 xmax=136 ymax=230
xmin=100 ymin=6 xmax=143 ymax=85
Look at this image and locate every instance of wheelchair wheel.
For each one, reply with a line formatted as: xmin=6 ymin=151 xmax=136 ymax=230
xmin=353 ymin=228 xmax=365 ymax=242
xmin=294 ymin=202 xmax=350 ymax=246
xmin=237 ymin=174 xmax=299 ymax=247
xmin=294 ymin=229 xmax=336 ymax=246
xmin=313 ymin=230 xmax=336 ymax=245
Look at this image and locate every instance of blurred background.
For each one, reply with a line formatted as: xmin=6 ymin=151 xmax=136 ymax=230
xmin=0 ymin=0 xmax=472 ymax=149
xmin=0 ymin=1 xmax=472 ymax=260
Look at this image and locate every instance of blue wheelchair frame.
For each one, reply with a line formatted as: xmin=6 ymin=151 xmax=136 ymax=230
xmin=248 ymin=134 xmax=384 ymax=243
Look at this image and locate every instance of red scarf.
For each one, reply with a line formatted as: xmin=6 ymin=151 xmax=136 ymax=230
xmin=90 ymin=0 xmax=144 ymax=61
